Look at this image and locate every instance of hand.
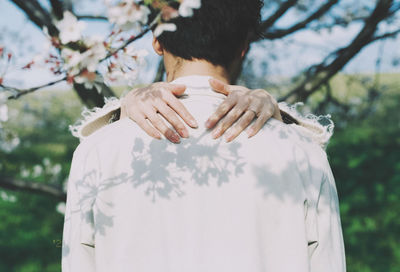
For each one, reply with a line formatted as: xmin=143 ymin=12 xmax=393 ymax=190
xmin=120 ymin=82 xmax=198 ymax=143
xmin=205 ymin=78 xmax=282 ymax=142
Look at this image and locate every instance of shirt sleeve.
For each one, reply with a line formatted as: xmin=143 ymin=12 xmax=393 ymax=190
xmin=309 ymin=160 xmax=346 ymax=272
xmin=62 ymin=145 xmax=101 ymax=272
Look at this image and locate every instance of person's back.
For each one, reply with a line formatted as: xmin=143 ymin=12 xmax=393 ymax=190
xmin=62 ymin=75 xmax=345 ymax=272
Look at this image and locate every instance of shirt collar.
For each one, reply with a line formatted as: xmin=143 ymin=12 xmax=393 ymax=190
xmin=170 ymin=75 xmax=226 ymax=100
xmin=171 ymin=75 xmax=213 ymax=88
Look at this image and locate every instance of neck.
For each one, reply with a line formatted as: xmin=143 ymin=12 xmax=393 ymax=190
xmin=165 ymin=58 xmax=230 ymax=84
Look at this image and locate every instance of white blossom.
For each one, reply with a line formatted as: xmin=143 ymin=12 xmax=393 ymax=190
xmin=0 ymin=130 xmax=20 ymax=153
xmin=74 ymin=73 xmax=97 ymax=89
xmin=153 ymin=23 xmax=177 ymax=37
xmin=20 ymin=168 xmax=30 ymax=178
xmin=123 ymin=47 xmax=148 ymax=65
xmin=80 ymin=36 xmax=108 ymax=72
xmin=32 ymin=165 xmax=43 ymax=177
xmin=51 ymin=164 xmax=62 ymax=176
xmin=105 ymin=69 xmax=138 ymax=86
xmin=107 ymin=0 xmax=150 ymax=31
xmin=56 ymin=11 xmax=86 ymax=44
xmin=0 ymin=191 xmax=17 ymax=203
xmin=61 ymin=48 xmax=83 ymax=75
xmin=179 ymin=0 xmax=201 ymax=17
xmin=105 ymin=46 xmax=148 ymax=86
xmin=56 ymin=202 xmax=66 ymax=215
xmin=61 ymin=36 xmax=107 ymax=87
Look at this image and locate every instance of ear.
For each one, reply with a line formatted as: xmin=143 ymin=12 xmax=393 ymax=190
xmin=152 ymin=36 xmax=164 ymax=56
xmin=240 ymin=42 xmax=249 ymax=58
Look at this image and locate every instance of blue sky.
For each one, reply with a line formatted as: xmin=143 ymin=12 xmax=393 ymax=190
xmin=0 ymin=0 xmax=399 ymax=89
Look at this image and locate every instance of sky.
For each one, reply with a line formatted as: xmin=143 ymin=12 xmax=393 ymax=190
xmin=0 ymin=0 xmax=399 ymax=90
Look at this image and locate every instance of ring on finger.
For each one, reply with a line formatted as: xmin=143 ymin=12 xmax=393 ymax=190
xmin=247 ymin=109 xmax=259 ymax=117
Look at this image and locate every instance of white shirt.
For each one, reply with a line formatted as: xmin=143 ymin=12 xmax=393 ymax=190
xmin=62 ymin=75 xmax=346 ymax=272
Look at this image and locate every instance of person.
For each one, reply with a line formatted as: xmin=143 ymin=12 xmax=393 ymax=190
xmin=62 ymin=0 xmax=346 ymax=271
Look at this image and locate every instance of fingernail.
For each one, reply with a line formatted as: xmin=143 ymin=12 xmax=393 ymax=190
xmin=166 ymin=130 xmax=180 ymax=143
xmin=205 ymin=120 xmax=212 ymax=128
xmin=179 ymin=129 xmax=189 ymax=138
xmin=190 ymin=118 xmax=198 ymax=128
xmin=225 ymin=132 xmax=233 ymax=142
xmin=171 ymin=134 xmax=180 ymax=143
xmin=247 ymin=128 xmax=254 ymax=138
xmin=212 ymin=128 xmax=221 ymax=138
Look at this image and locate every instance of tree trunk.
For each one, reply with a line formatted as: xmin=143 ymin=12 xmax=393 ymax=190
xmin=73 ymin=82 xmax=116 ymax=108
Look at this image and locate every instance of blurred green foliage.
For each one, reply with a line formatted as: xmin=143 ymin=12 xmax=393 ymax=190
xmin=0 ymin=90 xmax=81 ymax=272
xmin=328 ymin=87 xmax=400 ymax=272
xmin=0 ymin=77 xmax=399 ymax=271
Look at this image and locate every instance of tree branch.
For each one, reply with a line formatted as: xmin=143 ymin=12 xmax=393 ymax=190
xmin=49 ymin=0 xmax=65 ymax=20
xmin=102 ymin=13 xmax=160 ymax=61
xmin=371 ymin=28 xmax=400 ymax=42
xmin=258 ymin=0 xmax=298 ymax=35
xmin=261 ymin=0 xmax=339 ymax=40
xmin=279 ymin=0 xmax=395 ymax=102
xmin=63 ymin=0 xmax=73 ymax=12
xmin=0 ymin=176 xmax=66 ymax=202
xmin=3 ymin=77 xmax=66 ymax=100
xmin=76 ymin=15 xmax=108 ymax=21
xmin=308 ymin=15 xmax=369 ymax=30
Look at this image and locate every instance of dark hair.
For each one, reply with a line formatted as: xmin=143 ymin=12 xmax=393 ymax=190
xmin=157 ymin=0 xmax=263 ymax=68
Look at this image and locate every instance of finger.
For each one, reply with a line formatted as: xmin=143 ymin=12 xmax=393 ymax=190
xmin=120 ymin=101 xmax=128 ymax=119
xmin=224 ymin=110 xmax=255 ymax=142
xmin=165 ymin=83 xmax=187 ymax=96
xmin=145 ymin=109 xmax=181 ymax=143
xmin=130 ymin=114 xmax=161 ymax=140
xmin=154 ymin=99 xmax=189 ymax=138
xmin=163 ymin=92 xmax=198 ymax=128
xmin=211 ymin=103 xmax=247 ymax=139
xmin=205 ymin=96 xmax=236 ymax=129
xmin=209 ymin=78 xmax=230 ymax=95
xmin=247 ymin=112 xmax=271 ymax=138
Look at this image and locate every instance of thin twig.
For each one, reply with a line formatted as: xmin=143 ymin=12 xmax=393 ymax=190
xmin=76 ymin=15 xmax=108 ymax=21
xmin=3 ymin=77 xmax=66 ymax=100
xmin=0 ymin=176 xmax=66 ymax=202
xmin=101 ymin=13 xmax=161 ymax=61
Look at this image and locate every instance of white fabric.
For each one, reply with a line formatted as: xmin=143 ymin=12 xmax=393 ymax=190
xmin=62 ymin=75 xmax=346 ymax=272
xmin=69 ymin=85 xmax=335 ymax=149
xmin=69 ymin=97 xmax=121 ymax=140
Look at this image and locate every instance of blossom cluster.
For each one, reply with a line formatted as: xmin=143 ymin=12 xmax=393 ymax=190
xmin=31 ymin=0 xmax=201 ymax=88
xmin=0 ymin=0 xmax=200 ymax=153
xmin=1 ymin=0 xmax=202 ymax=92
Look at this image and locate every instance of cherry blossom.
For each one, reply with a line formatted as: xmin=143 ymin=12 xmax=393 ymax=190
xmin=80 ymin=36 xmax=108 ymax=72
xmin=179 ymin=0 xmax=201 ymax=17
xmin=2 ymin=0 xmax=201 ymax=93
xmin=0 ymin=0 xmax=201 ymax=154
xmin=56 ymin=11 xmax=86 ymax=44
xmin=107 ymin=0 xmax=151 ymax=31
xmin=60 ymin=36 xmax=108 ymax=87
xmin=61 ymin=48 xmax=83 ymax=75
xmin=104 ymin=46 xmax=148 ymax=86
xmin=154 ymin=23 xmax=177 ymax=37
